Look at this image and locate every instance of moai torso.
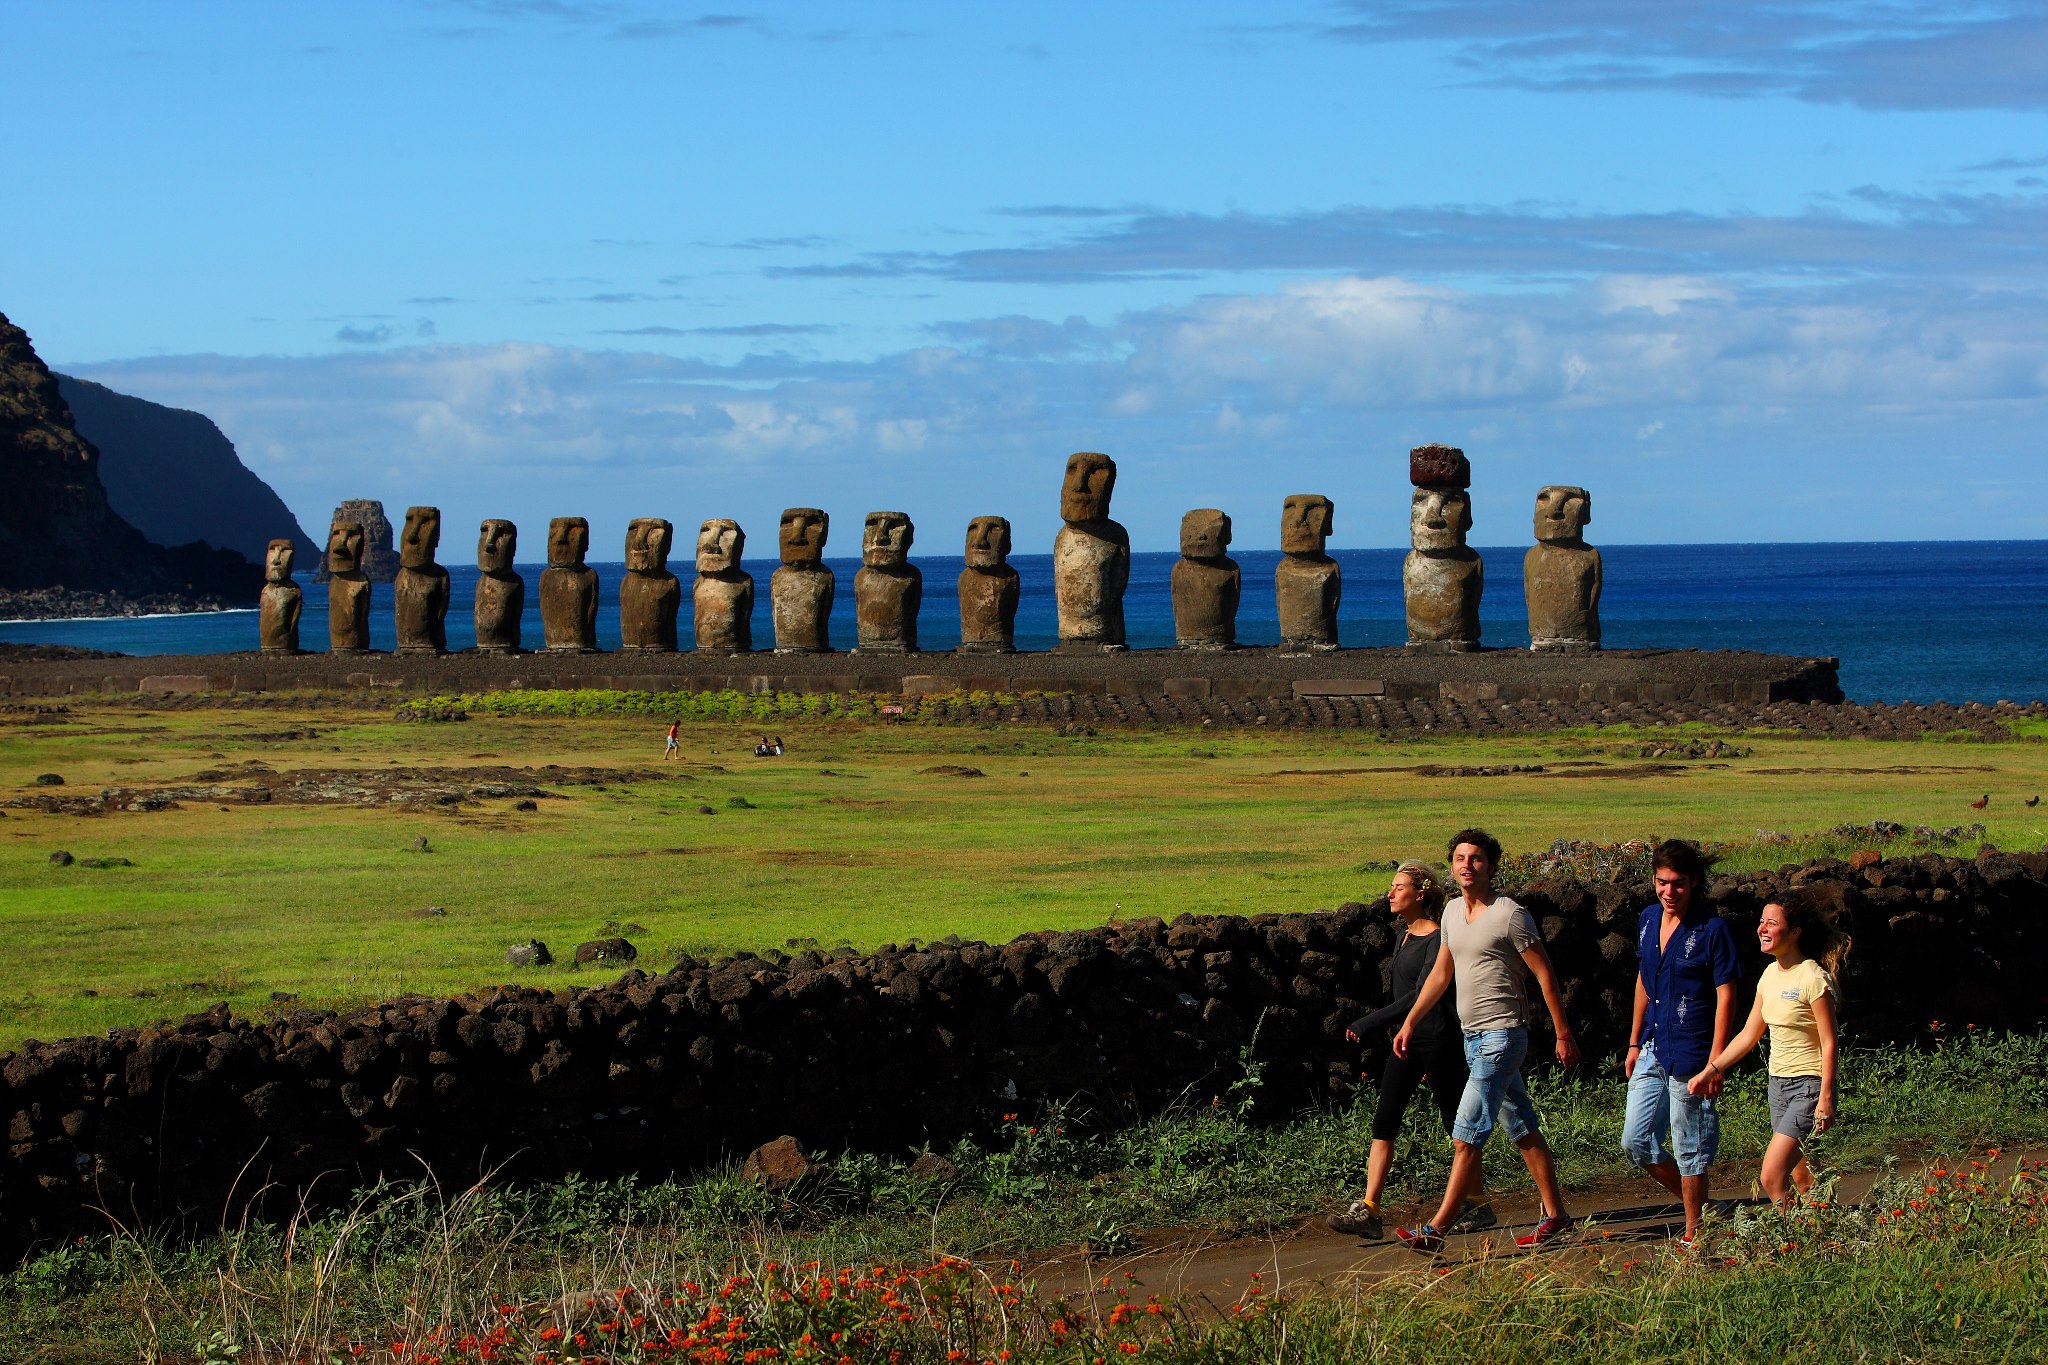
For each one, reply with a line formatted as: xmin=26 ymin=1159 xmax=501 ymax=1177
xmin=1275 ymin=494 xmax=1340 ymax=651
xmin=473 ymin=519 xmax=525 ymax=654
xmin=1524 ymin=485 xmax=1602 ymax=651
xmin=258 ymin=539 xmax=301 ymax=654
xmin=539 ymin=517 xmax=599 ymax=652
xmin=393 ymin=505 xmax=450 ymax=655
xmin=1171 ymin=508 xmax=1239 ymax=649
xmin=957 ymin=515 xmax=1019 ymax=653
xmin=1053 ymin=451 xmax=1129 ymax=651
xmin=326 ymin=520 xmax=372 ymax=653
xmin=1404 ymin=445 xmax=1482 ymax=651
xmin=692 ymin=518 xmax=754 ymax=653
xmin=854 ymin=511 xmax=921 ymax=653
xmin=770 ymin=507 xmax=835 ymax=653
xmin=619 ymin=517 xmax=680 ymax=652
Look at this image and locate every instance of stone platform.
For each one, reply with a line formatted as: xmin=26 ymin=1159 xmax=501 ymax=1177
xmin=0 ymin=644 xmax=1842 ymax=705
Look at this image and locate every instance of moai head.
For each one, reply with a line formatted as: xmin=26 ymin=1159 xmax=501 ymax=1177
xmin=624 ymin=517 xmax=674 ymax=573
xmin=1180 ymin=508 xmax=1231 ymax=560
xmin=399 ymin=506 xmax=442 ymax=569
xmin=1280 ymin=495 xmax=1334 ymax=555
xmin=1534 ymin=486 xmax=1592 ymax=546
xmin=477 ymin=519 xmax=518 ymax=573
xmin=1061 ymin=451 xmax=1117 ymax=523
xmin=546 ymin=516 xmax=590 ymax=569
xmin=264 ymin=538 xmax=295 ymax=584
xmin=964 ymin=515 xmax=1012 ymax=570
xmin=327 ymin=520 xmax=366 ymax=576
xmin=779 ymin=507 xmax=829 ymax=567
xmin=696 ymin=518 xmax=744 ymax=573
xmin=1410 ymin=486 xmax=1473 ymax=554
xmin=862 ymin=511 xmax=914 ymax=568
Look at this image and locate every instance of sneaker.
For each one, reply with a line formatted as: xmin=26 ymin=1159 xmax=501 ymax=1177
xmin=1514 ymin=1213 xmax=1576 ymax=1248
xmin=1447 ymin=1198 xmax=1498 ymax=1233
xmin=1676 ymin=1230 xmax=1703 ymax=1254
xmin=1325 ymin=1200 xmax=1382 ymax=1239
xmin=1394 ymin=1222 xmax=1444 ymax=1254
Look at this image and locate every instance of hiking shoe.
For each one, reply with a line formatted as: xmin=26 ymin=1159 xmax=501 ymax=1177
xmin=1394 ymin=1222 xmax=1444 ymax=1254
xmin=1514 ymin=1214 xmax=1576 ymax=1248
xmin=1325 ymin=1200 xmax=1382 ymax=1239
xmin=1447 ymin=1198 xmax=1498 ymax=1233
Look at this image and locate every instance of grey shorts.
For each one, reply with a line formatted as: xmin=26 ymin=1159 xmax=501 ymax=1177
xmin=1768 ymin=1075 xmax=1823 ymax=1140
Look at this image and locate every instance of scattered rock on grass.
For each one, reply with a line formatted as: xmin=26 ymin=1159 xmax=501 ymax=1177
xmin=34 ymin=773 xmax=64 ymax=786
xmin=514 ymin=799 xmax=538 ymax=812
xmin=574 ymin=937 xmax=637 ymax=965
xmin=413 ymin=905 xmax=447 ymax=918
xmin=505 ymin=940 xmax=552 ymax=967
xmin=909 ymin=1152 xmax=959 ymax=1184
xmin=696 ymin=805 xmax=715 ymax=815
xmin=48 ymin=850 xmax=74 ymax=866
xmin=77 ymin=856 xmax=133 ymax=868
xmin=917 ymin=765 xmax=985 ymax=777
xmin=410 ymin=836 xmax=431 ymax=852
xmin=725 ymin=796 xmax=755 ymax=809
xmin=741 ymin=1135 xmax=810 ymax=1188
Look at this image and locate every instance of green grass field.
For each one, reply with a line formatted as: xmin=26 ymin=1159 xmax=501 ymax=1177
xmin=3 ymin=701 xmax=2046 ymax=1046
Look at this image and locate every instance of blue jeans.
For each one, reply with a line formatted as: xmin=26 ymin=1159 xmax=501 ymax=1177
xmin=1622 ymin=1039 xmax=1720 ymax=1177
xmin=1452 ymin=1028 xmax=1542 ymax=1148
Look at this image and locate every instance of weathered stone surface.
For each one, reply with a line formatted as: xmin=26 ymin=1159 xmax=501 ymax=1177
xmin=854 ymin=511 xmax=920 ymax=653
xmin=574 ymin=937 xmax=637 ymax=965
xmin=472 ymin=519 xmax=524 ymax=654
xmin=957 ymin=515 xmax=1019 ymax=653
xmin=742 ymin=1134 xmax=811 ymax=1187
xmin=1409 ymin=443 xmax=1471 ymax=489
xmin=539 ymin=517 xmax=599 ymax=653
xmin=1171 ymin=509 xmax=1239 ymax=650
xmin=1404 ymin=469 xmax=1481 ymax=652
xmin=325 ymin=520 xmax=372 ymax=653
xmin=392 ymin=507 xmax=450 ymax=656
xmin=771 ymin=508 xmax=834 ymax=654
xmin=1053 ymin=452 xmax=1128 ymax=652
xmin=1524 ymin=486 xmax=1601 ymax=652
xmin=505 ymin=940 xmax=552 ymax=967
xmin=1275 ymin=494 xmax=1340 ymax=652
xmin=257 ymin=539 xmax=301 ymax=654
xmin=692 ymin=519 xmax=753 ymax=653
xmin=618 ymin=518 xmax=680 ymax=653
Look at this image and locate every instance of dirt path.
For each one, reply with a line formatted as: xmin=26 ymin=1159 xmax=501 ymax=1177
xmin=1028 ymin=1147 xmax=2041 ymax=1307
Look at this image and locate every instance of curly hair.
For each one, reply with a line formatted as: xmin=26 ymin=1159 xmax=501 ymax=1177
xmin=1445 ymin=828 xmax=1503 ymax=865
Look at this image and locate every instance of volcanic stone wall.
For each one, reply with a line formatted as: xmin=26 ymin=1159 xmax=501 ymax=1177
xmin=2 ymin=852 xmax=2043 ymax=1258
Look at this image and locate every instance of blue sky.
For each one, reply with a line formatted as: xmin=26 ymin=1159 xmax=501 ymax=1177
xmin=9 ymin=0 xmax=2048 ymax=552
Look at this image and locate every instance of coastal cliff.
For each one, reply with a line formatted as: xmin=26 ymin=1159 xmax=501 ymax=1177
xmin=0 ymin=311 xmax=257 ymax=619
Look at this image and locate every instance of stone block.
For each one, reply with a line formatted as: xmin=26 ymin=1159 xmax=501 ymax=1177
xmin=1292 ymin=679 xmax=1385 ymax=697
xmin=1163 ymin=677 xmax=1212 ymax=699
xmin=1439 ymin=681 xmax=1499 ymax=702
xmin=138 ymin=674 xmax=221 ymax=694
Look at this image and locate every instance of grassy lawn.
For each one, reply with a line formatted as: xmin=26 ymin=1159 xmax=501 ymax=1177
xmin=2 ymin=702 xmax=2046 ymax=1045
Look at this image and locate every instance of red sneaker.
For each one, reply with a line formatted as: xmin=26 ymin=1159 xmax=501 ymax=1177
xmin=1514 ymin=1214 xmax=1575 ymax=1248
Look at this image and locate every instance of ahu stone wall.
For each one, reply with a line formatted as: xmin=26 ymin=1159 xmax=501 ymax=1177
xmin=2 ymin=851 xmax=2044 ymax=1259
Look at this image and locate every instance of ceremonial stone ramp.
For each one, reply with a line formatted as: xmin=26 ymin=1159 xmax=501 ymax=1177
xmin=0 ymin=643 xmax=1843 ymax=706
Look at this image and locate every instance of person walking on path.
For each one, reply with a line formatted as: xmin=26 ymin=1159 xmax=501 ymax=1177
xmin=663 ymin=721 xmax=680 ymax=761
xmin=1622 ymin=839 xmax=1741 ymax=1245
xmin=1392 ymin=828 xmax=1580 ymax=1253
xmin=1327 ymin=862 xmax=1494 ymax=1240
xmin=1689 ymin=886 xmax=1847 ymax=1207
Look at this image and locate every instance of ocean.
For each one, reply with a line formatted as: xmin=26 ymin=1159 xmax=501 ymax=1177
xmin=4 ymin=540 xmax=2044 ymax=704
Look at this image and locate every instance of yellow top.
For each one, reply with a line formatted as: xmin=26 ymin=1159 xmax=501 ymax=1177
xmin=1759 ymin=958 xmax=1834 ymax=1078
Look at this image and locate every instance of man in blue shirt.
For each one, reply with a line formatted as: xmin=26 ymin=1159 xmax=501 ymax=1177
xmin=1622 ymin=839 xmax=1741 ymax=1246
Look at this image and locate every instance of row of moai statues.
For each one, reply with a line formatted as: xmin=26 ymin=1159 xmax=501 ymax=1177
xmin=255 ymin=446 xmax=1601 ymax=655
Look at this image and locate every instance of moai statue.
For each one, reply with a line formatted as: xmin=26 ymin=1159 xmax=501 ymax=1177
xmin=258 ymin=538 xmax=302 ymax=654
xmin=1403 ymin=444 xmax=1482 ymax=652
xmin=473 ymin=518 xmax=525 ymax=654
xmin=619 ymin=517 xmax=681 ymax=652
xmin=957 ymin=515 xmax=1019 ymax=654
xmin=1524 ymin=485 xmax=1602 ymax=652
xmin=326 ymin=519 xmax=372 ymax=653
xmin=692 ymin=518 xmax=753 ymax=653
xmin=393 ymin=505 xmax=450 ymax=656
xmin=1053 ymin=451 xmax=1129 ymax=652
xmin=539 ymin=516 xmax=599 ymax=652
xmin=771 ymin=507 xmax=835 ymax=653
xmin=855 ymin=511 xmax=921 ymax=653
xmin=1171 ymin=509 xmax=1240 ymax=650
xmin=1275 ymin=494 xmax=1340 ymax=652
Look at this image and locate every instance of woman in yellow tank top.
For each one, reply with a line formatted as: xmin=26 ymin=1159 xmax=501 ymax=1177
xmin=1688 ymin=886 xmax=1850 ymax=1207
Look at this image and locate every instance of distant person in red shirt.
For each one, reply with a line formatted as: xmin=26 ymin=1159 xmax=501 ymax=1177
xmin=663 ymin=721 xmax=680 ymax=761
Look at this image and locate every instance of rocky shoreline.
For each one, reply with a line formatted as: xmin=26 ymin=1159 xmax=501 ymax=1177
xmin=0 ymin=587 xmax=246 ymax=622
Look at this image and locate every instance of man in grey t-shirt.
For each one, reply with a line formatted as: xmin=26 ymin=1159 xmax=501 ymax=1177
xmin=1392 ymin=828 xmax=1580 ymax=1253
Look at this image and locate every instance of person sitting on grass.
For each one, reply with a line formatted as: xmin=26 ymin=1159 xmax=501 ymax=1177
xmin=1392 ymin=828 xmax=1580 ymax=1254
xmin=1328 ymin=861 xmax=1494 ymax=1240
xmin=1622 ymin=839 xmax=1741 ymax=1247
xmin=1688 ymin=886 xmax=1848 ymax=1207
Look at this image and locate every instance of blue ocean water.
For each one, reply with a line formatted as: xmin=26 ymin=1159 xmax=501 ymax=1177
xmin=4 ymin=541 xmax=2044 ymax=704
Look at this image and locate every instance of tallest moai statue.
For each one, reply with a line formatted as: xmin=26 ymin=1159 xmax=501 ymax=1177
xmin=1053 ymin=451 xmax=1129 ymax=652
xmin=1402 ymin=444 xmax=1482 ymax=652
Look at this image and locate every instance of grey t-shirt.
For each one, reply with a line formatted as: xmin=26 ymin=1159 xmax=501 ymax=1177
xmin=1440 ymin=894 xmax=1542 ymax=1032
